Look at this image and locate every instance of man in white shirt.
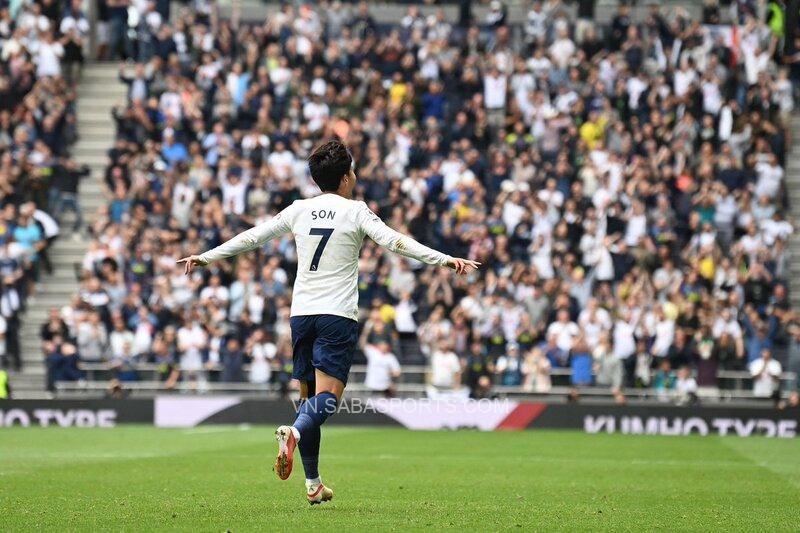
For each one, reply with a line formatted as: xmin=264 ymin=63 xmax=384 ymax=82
xmin=754 ymin=154 xmax=784 ymax=199
xmin=627 ymin=72 xmax=648 ymax=111
xmin=303 ymin=94 xmax=330 ymax=134
xmin=158 ymin=78 xmax=182 ymax=120
xmin=624 ymin=201 xmax=648 ymax=246
xmin=178 ymin=139 xmax=477 ymax=504
xmin=109 ymin=314 xmax=134 ymax=360
xmin=177 ymin=315 xmax=208 ymax=376
xmin=548 ymin=27 xmax=575 ymax=70
xmin=18 ymin=4 xmax=50 ymax=37
xmin=749 ymin=348 xmax=782 ymax=399
xmin=270 ymin=57 xmax=293 ymax=97
xmin=199 ymin=274 xmax=230 ymax=307
xmin=483 ymin=64 xmax=507 ymax=128
xmin=219 ymin=171 xmax=249 ymax=215
xmin=674 ymin=366 xmax=698 ymax=405
xmin=393 ymin=292 xmax=418 ymax=334
xmin=546 ymin=309 xmax=579 ymax=352
xmin=524 ymin=1 xmax=547 ymax=44
xmin=430 ymin=342 xmax=461 ymax=389
xmin=673 ymin=58 xmax=697 ymax=98
xmin=363 ymin=342 xmax=401 ymax=396
xmin=483 ymin=66 xmax=507 ymax=111
xmin=247 ymin=330 xmax=276 ymax=384
xmin=172 ymin=175 xmax=196 ymax=228
xmin=76 ymin=311 xmax=107 ymax=361
xmin=760 ymin=212 xmax=792 ymax=246
xmin=744 ymin=45 xmax=770 ymax=85
xmin=35 ymin=30 xmax=64 ymax=78
xmin=613 ymin=310 xmax=637 ymax=361
xmin=267 ymin=141 xmax=296 ymax=181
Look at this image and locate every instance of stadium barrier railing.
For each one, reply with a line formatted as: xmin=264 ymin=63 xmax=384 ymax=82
xmin=51 ymin=362 xmax=797 ymax=404
xmin=67 ymin=361 xmax=796 ymax=389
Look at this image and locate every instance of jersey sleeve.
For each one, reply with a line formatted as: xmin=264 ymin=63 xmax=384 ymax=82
xmin=199 ymin=203 xmax=295 ymax=264
xmin=355 ymin=202 xmax=451 ymax=266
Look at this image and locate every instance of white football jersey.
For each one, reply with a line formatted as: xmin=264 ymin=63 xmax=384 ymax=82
xmin=199 ymin=193 xmax=452 ymax=321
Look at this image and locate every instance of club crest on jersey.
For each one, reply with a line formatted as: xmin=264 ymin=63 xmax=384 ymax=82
xmin=311 ymin=209 xmax=336 ymax=221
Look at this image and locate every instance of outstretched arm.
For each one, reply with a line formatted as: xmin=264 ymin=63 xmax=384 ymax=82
xmin=357 ymin=203 xmax=479 ymax=275
xmin=177 ymin=206 xmax=294 ymax=274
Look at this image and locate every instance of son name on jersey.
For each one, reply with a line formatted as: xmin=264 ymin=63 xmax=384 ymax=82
xmin=311 ymin=209 xmax=336 ymax=221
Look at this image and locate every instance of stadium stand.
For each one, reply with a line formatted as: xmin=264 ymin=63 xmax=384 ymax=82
xmin=4 ymin=0 xmax=800 ymax=407
xmin=0 ymin=0 xmax=90 ymax=373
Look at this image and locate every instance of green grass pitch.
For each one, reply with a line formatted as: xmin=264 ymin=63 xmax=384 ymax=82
xmin=1 ymin=426 xmax=799 ymax=531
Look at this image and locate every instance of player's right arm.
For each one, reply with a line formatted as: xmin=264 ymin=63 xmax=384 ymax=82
xmin=356 ymin=202 xmax=479 ymax=275
xmin=177 ymin=203 xmax=295 ymax=274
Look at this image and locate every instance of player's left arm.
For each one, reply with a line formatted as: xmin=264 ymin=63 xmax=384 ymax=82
xmin=177 ymin=204 xmax=295 ymax=274
xmin=356 ymin=202 xmax=480 ymax=275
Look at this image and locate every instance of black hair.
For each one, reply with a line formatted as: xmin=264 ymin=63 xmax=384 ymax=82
xmin=307 ymin=139 xmax=352 ymax=192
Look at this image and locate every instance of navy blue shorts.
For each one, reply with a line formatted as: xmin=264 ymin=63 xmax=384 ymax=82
xmin=290 ymin=314 xmax=358 ymax=385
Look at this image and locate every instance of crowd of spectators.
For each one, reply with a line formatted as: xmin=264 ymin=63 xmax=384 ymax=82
xmin=38 ymin=0 xmax=800 ymax=406
xmin=0 ymin=0 xmax=93 ymax=372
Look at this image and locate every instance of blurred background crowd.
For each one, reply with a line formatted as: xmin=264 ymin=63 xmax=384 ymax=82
xmin=0 ymin=0 xmax=91 ymax=373
xmin=6 ymin=0 xmax=800 ymax=405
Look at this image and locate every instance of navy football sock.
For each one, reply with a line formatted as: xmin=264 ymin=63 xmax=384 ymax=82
xmin=293 ymin=391 xmax=338 ymax=433
xmin=299 ymin=425 xmax=321 ymax=480
xmin=293 ymin=391 xmax=338 ymax=480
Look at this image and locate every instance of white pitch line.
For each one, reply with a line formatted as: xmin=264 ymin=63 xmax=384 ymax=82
xmin=181 ymin=424 xmax=252 ymax=435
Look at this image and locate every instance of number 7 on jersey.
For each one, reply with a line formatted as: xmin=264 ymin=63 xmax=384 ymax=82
xmin=309 ymin=228 xmax=334 ymax=271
